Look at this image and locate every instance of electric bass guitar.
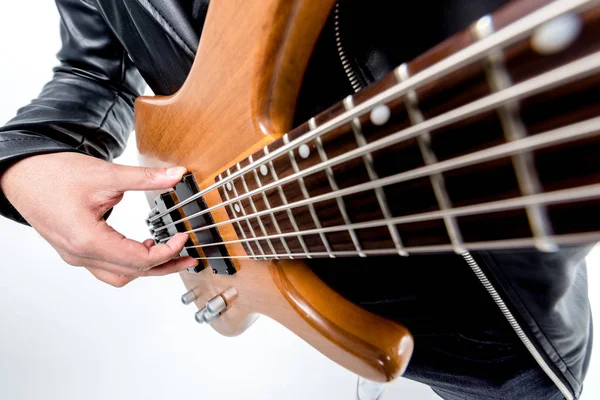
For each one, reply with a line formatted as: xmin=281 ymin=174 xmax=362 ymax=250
xmin=136 ymin=0 xmax=600 ymax=382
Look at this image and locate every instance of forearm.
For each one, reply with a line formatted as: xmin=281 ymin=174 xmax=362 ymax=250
xmin=0 ymin=0 xmax=145 ymax=224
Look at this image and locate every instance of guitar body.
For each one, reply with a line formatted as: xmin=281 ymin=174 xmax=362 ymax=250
xmin=135 ymin=0 xmax=600 ymax=384
xmin=135 ymin=0 xmax=413 ymax=382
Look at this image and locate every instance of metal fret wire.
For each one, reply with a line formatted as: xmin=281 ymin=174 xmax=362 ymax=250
xmin=181 ymin=183 xmax=600 ymax=251
xmin=218 ymin=173 xmax=257 ymax=258
xmin=264 ymin=146 xmax=313 ymax=257
xmin=312 ymin=117 xmax=366 ymax=257
xmin=225 ymin=169 xmax=267 ymax=258
xmin=283 ymin=134 xmax=336 ymax=257
xmin=154 ymin=52 xmax=600 ymax=233
xmin=395 ymin=63 xmax=467 ymax=254
xmin=474 ymin=15 xmax=556 ymax=252
xmin=159 ymin=116 xmax=600 ymax=241
xmin=148 ymin=0 xmax=591 ymax=224
xmin=248 ymin=154 xmax=294 ymax=258
xmin=236 ymin=162 xmax=279 ymax=257
xmin=190 ymin=233 xmax=600 ymax=260
xmin=343 ymin=97 xmax=408 ymax=256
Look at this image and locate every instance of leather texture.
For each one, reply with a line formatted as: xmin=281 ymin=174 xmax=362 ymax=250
xmin=0 ymin=1 xmax=592 ymax=398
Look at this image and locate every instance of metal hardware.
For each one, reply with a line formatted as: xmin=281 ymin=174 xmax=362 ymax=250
xmin=206 ymin=295 xmax=227 ymax=315
xmin=472 ymin=14 xmax=556 ymax=253
xmin=462 ymin=252 xmax=573 ymax=400
xmin=193 ymin=294 xmax=228 ymax=325
xmin=334 ymin=1 xmax=366 ymax=93
xmin=146 ymin=173 xmax=236 ymax=275
xmin=181 ymin=290 xmax=197 ymax=305
xmin=356 ymin=377 xmax=385 ymax=400
xmin=201 ymin=309 xmax=221 ymax=325
xmin=194 ymin=307 xmax=208 ymax=324
xmin=148 ymin=0 xmax=593 ymax=224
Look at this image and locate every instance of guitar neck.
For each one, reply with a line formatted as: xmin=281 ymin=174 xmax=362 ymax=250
xmin=163 ymin=0 xmax=600 ymax=260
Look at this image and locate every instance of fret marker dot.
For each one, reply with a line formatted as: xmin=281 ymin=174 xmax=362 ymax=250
xmin=260 ymin=164 xmax=269 ymax=176
xmin=234 ymin=203 xmax=241 ymax=213
xmin=226 ymin=182 xmax=233 ymax=191
xmin=531 ymin=13 xmax=581 ymax=55
xmin=370 ymin=105 xmax=391 ymax=126
xmin=299 ymin=144 xmax=311 ymax=159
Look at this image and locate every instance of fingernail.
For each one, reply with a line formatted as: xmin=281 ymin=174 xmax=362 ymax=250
xmin=176 ymin=232 xmax=189 ymax=241
xmin=166 ymin=166 xmax=187 ymax=177
xmin=185 ymin=258 xmax=199 ymax=268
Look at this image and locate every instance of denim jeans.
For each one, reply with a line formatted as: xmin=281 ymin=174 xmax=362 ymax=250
xmin=405 ymin=333 xmax=563 ymax=399
xmin=309 ymin=253 xmax=563 ymax=399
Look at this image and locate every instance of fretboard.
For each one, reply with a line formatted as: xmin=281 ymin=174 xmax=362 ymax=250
xmin=181 ymin=0 xmax=600 ymax=260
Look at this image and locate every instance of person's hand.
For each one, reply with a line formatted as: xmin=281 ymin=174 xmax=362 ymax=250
xmin=0 ymin=152 xmax=198 ymax=287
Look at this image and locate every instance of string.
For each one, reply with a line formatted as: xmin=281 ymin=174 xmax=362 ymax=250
xmin=157 ymin=100 xmax=600 ymax=238
xmin=148 ymin=0 xmax=590 ymax=224
xmin=154 ymin=53 xmax=600 ymax=233
xmin=189 ymin=232 xmax=600 ymax=260
xmin=166 ymin=183 xmax=600 ymax=249
xmin=160 ymin=117 xmax=600 ymax=239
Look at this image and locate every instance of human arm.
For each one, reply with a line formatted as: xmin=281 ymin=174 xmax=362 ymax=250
xmin=0 ymin=0 xmax=197 ymax=286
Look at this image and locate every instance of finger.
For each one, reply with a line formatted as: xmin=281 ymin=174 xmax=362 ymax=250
xmin=142 ymin=239 xmax=155 ymax=248
xmin=85 ymin=267 xmax=137 ymax=288
xmin=82 ymin=254 xmax=197 ymax=277
xmin=86 ymin=223 xmax=191 ymax=272
xmin=110 ymin=164 xmax=188 ymax=192
xmin=136 ymin=256 xmax=198 ymax=276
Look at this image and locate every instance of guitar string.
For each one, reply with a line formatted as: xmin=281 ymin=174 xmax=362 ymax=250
xmin=177 ymin=184 xmax=600 ymax=252
xmin=152 ymin=53 xmax=600 ymax=234
xmin=147 ymin=0 xmax=590 ymax=224
xmin=159 ymin=115 xmax=600 ymax=244
xmin=188 ymin=233 xmax=600 ymax=260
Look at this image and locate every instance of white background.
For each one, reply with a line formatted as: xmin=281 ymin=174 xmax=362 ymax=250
xmin=0 ymin=2 xmax=598 ymax=400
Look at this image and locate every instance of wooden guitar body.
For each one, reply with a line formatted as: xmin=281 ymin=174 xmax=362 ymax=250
xmin=135 ymin=0 xmax=413 ymax=382
xmin=135 ymin=0 xmax=600 ymax=384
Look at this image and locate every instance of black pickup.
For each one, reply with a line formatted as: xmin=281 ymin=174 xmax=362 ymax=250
xmin=147 ymin=173 xmax=236 ymax=275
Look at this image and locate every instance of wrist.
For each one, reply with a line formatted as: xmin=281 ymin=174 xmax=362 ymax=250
xmin=0 ymin=154 xmax=56 ymax=202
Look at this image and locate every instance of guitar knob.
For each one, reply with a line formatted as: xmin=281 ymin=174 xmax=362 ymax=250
xmin=194 ymin=307 xmax=221 ymax=325
xmin=181 ymin=289 xmax=197 ymax=305
xmin=206 ymin=295 xmax=227 ymax=314
xmin=201 ymin=309 xmax=221 ymax=324
xmin=194 ymin=307 xmax=207 ymax=324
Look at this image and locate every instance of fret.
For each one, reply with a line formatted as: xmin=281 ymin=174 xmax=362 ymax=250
xmin=188 ymin=181 xmax=600 ymax=251
xmin=236 ymin=163 xmax=279 ymax=258
xmin=263 ymin=146 xmax=313 ymax=257
xmin=473 ymin=15 xmax=556 ymax=252
xmin=181 ymin=2 xmax=600 ymax=260
xmin=218 ymin=173 xmax=258 ymax=259
xmin=248 ymin=154 xmax=294 ymax=258
xmin=283 ymin=134 xmax=336 ymax=258
xmin=149 ymin=0 xmax=596 ymax=227
xmin=394 ymin=63 xmax=467 ymax=254
xmin=225 ymin=169 xmax=268 ymax=258
xmin=193 ymin=230 xmax=600 ymax=260
xmin=311 ymin=117 xmax=366 ymax=257
xmin=343 ymin=96 xmax=409 ymax=256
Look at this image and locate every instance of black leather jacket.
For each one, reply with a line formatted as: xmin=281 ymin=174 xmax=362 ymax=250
xmin=0 ymin=1 xmax=592 ymax=398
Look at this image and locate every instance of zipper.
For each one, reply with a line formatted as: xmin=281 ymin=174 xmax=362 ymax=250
xmin=461 ymin=252 xmax=573 ymax=400
xmin=334 ymin=2 xmax=574 ymax=396
xmin=334 ymin=1 xmax=365 ymax=93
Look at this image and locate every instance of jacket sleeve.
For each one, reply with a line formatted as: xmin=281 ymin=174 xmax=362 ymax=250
xmin=0 ymin=0 xmax=145 ymax=225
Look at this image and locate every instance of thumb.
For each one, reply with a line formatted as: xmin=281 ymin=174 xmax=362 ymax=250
xmin=111 ymin=164 xmax=188 ymax=192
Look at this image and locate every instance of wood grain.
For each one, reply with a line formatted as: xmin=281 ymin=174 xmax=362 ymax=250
xmin=216 ymin=2 xmax=600 ymax=256
xmin=135 ymin=0 xmax=413 ymax=382
xmin=136 ymin=0 xmax=600 ymax=382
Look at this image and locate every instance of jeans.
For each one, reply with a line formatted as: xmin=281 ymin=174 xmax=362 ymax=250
xmin=309 ymin=253 xmax=563 ymax=399
xmin=406 ymin=333 xmax=563 ymax=399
